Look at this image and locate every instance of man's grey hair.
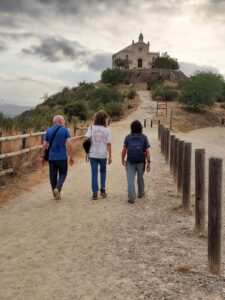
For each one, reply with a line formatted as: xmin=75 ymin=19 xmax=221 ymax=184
xmin=53 ymin=115 xmax=64 ymax=124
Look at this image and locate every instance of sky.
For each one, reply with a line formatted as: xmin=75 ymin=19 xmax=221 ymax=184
xmin=0 ymin=0 xmax=225 ymax=106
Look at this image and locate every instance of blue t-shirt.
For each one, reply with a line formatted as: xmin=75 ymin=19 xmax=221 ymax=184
xmin=45 ymin=125 xmax=71 ymax=160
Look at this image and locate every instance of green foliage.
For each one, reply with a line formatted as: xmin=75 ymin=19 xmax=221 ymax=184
xmin=0 ymin=113 xmax=14 ymax=131
xmin=101 ymin=68 xmax=125 ymax=85
xmin=114 ymin=58 xmax=129 ymax=69
xmin=152 ymin=85 xmax=178 ymax=101
xmin=147 ymin=75 xmax=164 ymax=90
xmin=217 ymin=82 xmax=225 ymax=102
xmin=88 ymin=87 xmax=123 ymax=110
xmin=152 ymin=52 xmax=179 ymax=70
xmin=127 ymin=89 xmax=136 ymax=99
xmin=64 ymin=101 xmax=89 ymax=121
xmin=178 ymin=72 xmax=225 ymax=111
xmin=104 ymin=101 xmax=123 ymax=117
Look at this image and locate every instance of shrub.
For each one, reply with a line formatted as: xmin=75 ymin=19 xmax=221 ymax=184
xmin=104 ymin=102 xmax=123 ymax=117
xmin=88 ymin=87 xmax=123 ymax=110
xmin=101 ymin=68 xmax=125 ymax=85
xmin=178 ymin=72 xmax=225 ymax=111
xmin=152 ymin=85 xmax=178 ymax=101
xmin=124 ymin=79 xmax=131 ymax=85
xmin=147 ymin=75 xmax=164 ymax=90
xmin=152 ymin=52 xmax=179 ymax=69
xmin=64 ymin=101 xmax=89 ymax=121
xmin=127 ymin=89 xmax=136 ymax=100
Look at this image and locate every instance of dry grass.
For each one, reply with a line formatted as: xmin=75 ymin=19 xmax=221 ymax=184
xmin=154 ymin=101 xmax=225 ymax=133
xmin=175 ymin=265 xmax=192 ymax=273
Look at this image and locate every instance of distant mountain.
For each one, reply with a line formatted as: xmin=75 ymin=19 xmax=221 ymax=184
xmin=0 ymin=103 xmax=33 ymax=117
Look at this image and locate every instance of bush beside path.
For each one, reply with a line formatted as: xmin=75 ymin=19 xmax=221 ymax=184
xmin=0 ymin=92 xmax=225 ymax=300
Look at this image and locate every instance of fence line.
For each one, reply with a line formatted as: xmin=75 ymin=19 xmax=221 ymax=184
xmin=0 ymin=129 xmax=86 ymax=177
xmin=158 ymin=123 xmax=223 ymax=275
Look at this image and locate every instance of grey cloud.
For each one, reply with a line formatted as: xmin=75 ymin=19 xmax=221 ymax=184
xmin=22 ymin=37 xmax=87 ymax=62
xmin=0 ymin=32 xmax=36 ymax=40
xmin=0 ymin=42 xmax=7 ymax=52
xmin=88 ymin=53 xmax=112 ymax=71
xmin=0 ymin=0 xmax=132 ymax=16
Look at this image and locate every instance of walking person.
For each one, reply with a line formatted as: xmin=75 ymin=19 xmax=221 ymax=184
xmin=84 ymin=110 xmax=112 ymax=200
xmin=121 ymin=120 xmax=151 ymax=203
xmin=41 ymin=115 xmax=74 ymax=200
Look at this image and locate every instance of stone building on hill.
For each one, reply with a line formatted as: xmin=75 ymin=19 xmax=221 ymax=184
xmin=112 ymin=33 xmax=159 ymax=70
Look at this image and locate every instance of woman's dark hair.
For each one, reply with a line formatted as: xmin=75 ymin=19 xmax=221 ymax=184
xmin=94 ymin=110 xmax=108 ymax=126
xmin=131 ymin=120 xmax=142 ymax=134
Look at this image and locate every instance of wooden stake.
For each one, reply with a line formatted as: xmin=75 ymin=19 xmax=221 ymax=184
xmin=182 ymin=143 xmax=192 ymax=210
xmin=208 ymin=157 xmax=222 ymax=275
xmin=195 ymin=149 xmax=205 ymax=233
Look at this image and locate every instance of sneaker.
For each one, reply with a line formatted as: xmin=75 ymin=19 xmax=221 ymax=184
xmin=53 ymin=188 xmax=61 ymax=200
xmin=128 ymin=198 xmax=135 ymax=204
xmin=100 ymin=190 xmax=107 ymax=198
xmin=92 ymin=192 xmax=98 ymax=200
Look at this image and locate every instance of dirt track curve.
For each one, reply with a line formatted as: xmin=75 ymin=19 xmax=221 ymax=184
xmin=0 ymin=91 xmax=225 ymax=300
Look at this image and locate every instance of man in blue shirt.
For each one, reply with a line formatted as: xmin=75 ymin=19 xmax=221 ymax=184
xmin=41 ymin=115 xmax=74 ymax=200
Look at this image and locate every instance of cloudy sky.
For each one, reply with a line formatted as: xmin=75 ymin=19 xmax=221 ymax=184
xmin=0 ymin=0 xmax=225 ymax=106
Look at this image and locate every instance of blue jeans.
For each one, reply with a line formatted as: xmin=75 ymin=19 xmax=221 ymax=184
xmin=90 ymin=158 xmax=107 ymax=193
xmin=49 ymin=160 xmax=68 ymax=192
xmin=126 ymin=161 xmax=145 ymax=199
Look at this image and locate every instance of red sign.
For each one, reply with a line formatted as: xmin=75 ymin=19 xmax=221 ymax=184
xmin=158 ymin=102 xmax=167 ymax=109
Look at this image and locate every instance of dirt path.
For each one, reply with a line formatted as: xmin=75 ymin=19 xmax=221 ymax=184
xmin=0 ymin=92 xmax=225 ymax=300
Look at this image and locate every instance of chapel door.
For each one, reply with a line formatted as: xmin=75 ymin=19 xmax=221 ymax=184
xmin=138 ymin=59 xmax=142 ymax=68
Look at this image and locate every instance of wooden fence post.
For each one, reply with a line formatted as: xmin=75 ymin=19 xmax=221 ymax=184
xmin=177 ymin=140 xmax=184 ymax=194
xmin=170 ymin=135 xmax=175 ymax=174
xmin=0 ymin=132 xmax=2 ymax=170
xmin=74 ymin=126 xmax=77 ymax=137
xmin=195 ymin=149 xmax=205 ymax=233
xmin=160 ymin=126 xmax=165 ymax=154
xmin=182 ymin=143 xmax=192 ymax=210
xmin=22 ymin=130 xmax=28 ymax=149
xmin=163 ymin=128 xmax=167 ymax=158
xmin=208 ymin=157 xmax=222 ymax=274
xmin=173 ymin=138 xmax=179 ymax=181
xmin=144 ymin=119 xmax=146 ymax=128
xmin=158 ymin=123 xmax=161 ymax=140
xmin=165 ymin=129 xmax=170 ymax=163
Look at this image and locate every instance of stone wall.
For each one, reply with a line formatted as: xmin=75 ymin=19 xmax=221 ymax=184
xmin=123 ymin=69 xmax=187 ymax=83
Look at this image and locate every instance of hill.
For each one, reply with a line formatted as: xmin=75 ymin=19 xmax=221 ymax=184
xmin=0 ymin=103 xmax=33 ymax=117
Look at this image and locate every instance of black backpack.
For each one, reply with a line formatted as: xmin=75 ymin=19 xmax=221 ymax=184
xmin=83 ymin=126 xmax=92 ymax=161
xmin=127 ymin=135 xmax=145 ymax=164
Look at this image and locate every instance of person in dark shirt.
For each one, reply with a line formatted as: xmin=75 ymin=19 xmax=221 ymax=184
xmin=121 ymin=120 xmax=151 ymax=203
xmin=41 ymin=115 xmax=74 ymax=200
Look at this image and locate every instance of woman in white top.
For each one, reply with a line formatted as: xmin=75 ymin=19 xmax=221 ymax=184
xmin=85 ymin=110 xmax=112 ymax=200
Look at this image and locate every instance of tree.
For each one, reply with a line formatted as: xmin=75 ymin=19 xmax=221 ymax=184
xmin=114 ymin=58 xmax=129 ymax=69
xmin=152 ymin=52 xmax=179 ymax=70
xmin=101 ymin=68 xmax=125 ymax=85
xmin=178 ymin=72 xmax=225 ymax=111
xmin=64 ymin=101 xmax=89 ymax=121
xmin=152 ymin=85 xmax=178 ymax=101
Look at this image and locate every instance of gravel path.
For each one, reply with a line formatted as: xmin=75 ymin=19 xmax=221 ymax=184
xmin=0 ymin=92 xmax=225 ymax=300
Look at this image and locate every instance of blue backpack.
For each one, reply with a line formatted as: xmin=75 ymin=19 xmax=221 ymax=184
xmin=127 ymin=135 xmax=145 ymax=163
